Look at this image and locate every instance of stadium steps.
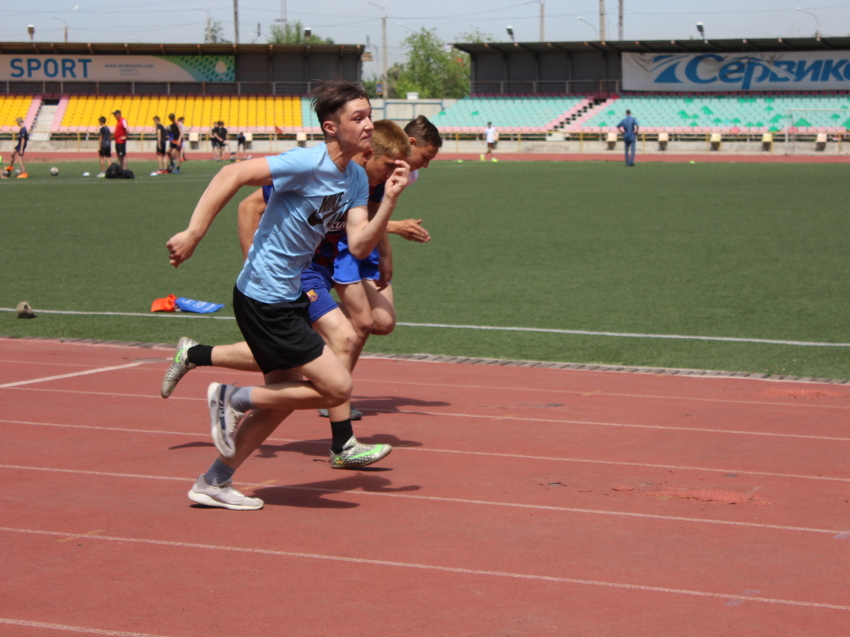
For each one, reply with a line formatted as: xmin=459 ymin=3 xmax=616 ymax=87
xmin=565 ymin=97 xmax=618 ymax=132
xmin=558 ymin=96 xmax=608 ymax=130
xmin=30 ymin=103 xmax=58 ymax=141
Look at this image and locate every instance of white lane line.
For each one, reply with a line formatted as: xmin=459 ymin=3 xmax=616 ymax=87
xmin=3 ymin=308 xmax=849 ymax=347
xmin=2 ymin=420 xmax=848 ymax=483
xmin=0 ymin=617 xmax=171 ymax=637
xmin=364 ymin=408 xmax=850 ymax=443
xmin=3 ymin=526 xmax=849 ymax=612
xmin=0 ymin=463 xmax=847 ymax=534
xmin=0 ymin=362 xmax=146 ymax=388
xmin=354 ymin=378 xmax=850 ymax=411
xmin=3 ymin=352 xmax=848 ymax=411
xmin=3 ymin=382 xmax=848 ymax=442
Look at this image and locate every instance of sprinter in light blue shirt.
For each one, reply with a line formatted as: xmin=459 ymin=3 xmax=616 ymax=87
xmin=165 ymin=79 xmax=410 ymax=510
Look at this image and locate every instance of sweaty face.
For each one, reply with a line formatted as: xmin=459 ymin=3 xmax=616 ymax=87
xmin=331 ymin=98 xmax=373 ymax=154
xmin=407 ymin=143 xmax=439 ymax=170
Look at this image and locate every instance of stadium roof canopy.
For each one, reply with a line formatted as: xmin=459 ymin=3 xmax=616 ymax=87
xmin=453 ymin=37 xmax=850 ymax=55
xmin=0 ymin=42 xmax=364 ymax=56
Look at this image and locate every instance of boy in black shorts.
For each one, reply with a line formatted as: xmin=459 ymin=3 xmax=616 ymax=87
xmin=153 ymin=116 xmax=168 ymax=174
xmin=167 ymin=113 xmax=182 ymax=173
xmin=96 ymin=116 xmax=111 ymax=177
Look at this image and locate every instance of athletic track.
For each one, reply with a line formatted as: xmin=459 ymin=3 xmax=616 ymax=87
xmin=1 ymin=337 xmax=848 ymax=636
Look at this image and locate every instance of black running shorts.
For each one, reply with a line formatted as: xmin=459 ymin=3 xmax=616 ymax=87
xmin=115 ymin=142 xmax=126 ymax=156
xmin=233 ymin=286 xmax=326 ymax=374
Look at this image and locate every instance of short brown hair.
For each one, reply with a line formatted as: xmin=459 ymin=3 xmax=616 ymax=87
xmin=405 ymin=115 xmax=442 ymax=149
xmin=371 ymin=120 xmax=411 ymax=160
xmin=311 ymin=78 xmax=369 ymax=127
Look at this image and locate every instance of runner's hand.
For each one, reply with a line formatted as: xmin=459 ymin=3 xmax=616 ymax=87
xmin=384 ymin=160 xmax=410 ymax=200
xmin=166 ymin=230 xmax=199 ymax=267
xmin=393 ymin=219 xmax=430 ymax=243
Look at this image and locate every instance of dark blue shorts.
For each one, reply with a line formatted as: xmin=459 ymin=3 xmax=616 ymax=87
xmin=300 ymin=263 xmax=339 ymax=323
xmin=333 ymin=246 xmax=381 ymax=285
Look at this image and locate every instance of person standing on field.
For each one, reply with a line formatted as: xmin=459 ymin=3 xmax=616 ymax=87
xmin=167 ymin=113 xmax=183 ymax=174
xmin=481 ymin=122 xmax=497 ymax=161
xmin=154 ymin=116 xmax=168 ymax=174
xmin=112 ymin=110 xmax=128 ymax=169
xmin=97 ymin=116 xmax=111 ymax=177
xmin=617 ymin=109 xmax=639 ymax=167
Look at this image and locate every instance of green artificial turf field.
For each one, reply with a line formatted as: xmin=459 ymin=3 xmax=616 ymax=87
xmin=2 ymin=158 xmax=849 ymax=379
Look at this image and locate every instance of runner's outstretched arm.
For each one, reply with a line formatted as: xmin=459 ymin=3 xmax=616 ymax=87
xmin=167 ymin=159 xmax=272 ymax=267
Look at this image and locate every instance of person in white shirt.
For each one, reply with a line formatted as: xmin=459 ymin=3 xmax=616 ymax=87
xmin=482 ymin=122 xmax=498 ymax=161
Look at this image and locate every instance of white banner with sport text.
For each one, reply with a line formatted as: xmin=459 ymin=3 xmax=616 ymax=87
xmin=623 ymin=51 xmax=850 ymax=92
xmin=0 ymin=55 xmax=235 ymax=82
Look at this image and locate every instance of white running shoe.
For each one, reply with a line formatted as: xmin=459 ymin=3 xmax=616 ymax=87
xmin=208 ymin=383 xmax=243 ymax=458
xmin=330 ymin=436 xmax=392 ymax=469
xmin=188 ymin=475 xmax=263 ymax=510
xmin=160 ymin=336 xmax=198 ymax=398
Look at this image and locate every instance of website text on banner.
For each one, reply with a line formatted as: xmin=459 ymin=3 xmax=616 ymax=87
xmin=0 ymin=55 xmax=235 ymax=83
xmin=623 ymin=52 xmax=850 ymax=92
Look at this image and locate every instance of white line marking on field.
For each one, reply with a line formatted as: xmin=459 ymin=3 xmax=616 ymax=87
xmin=2 ymin=308 xmax=849 ymax=347
xmin=0 ymin=618 xmax=172 ymax=637
xmin=2 ymin=526 xmax=849 ymax=612
xmin=0 ymin=362 xmax=147 ymax=388
xmin=2 ymin=419 xmax=848 ymax=483
xmin=395 ymin=322 xmax=850 ymax=348
xmin=0 ymin=463 xmax=847 ymax=531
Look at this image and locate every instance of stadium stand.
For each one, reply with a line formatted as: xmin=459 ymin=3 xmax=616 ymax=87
xmin=434 ymin=96 xmax=591 ymax=132
xmin=0 ymin=95 xmax=37 ymax=132
xmin=53 ymin=95 xmax=305 ymax=134
xmin=576 ymin=93 xmax=850 ymax=134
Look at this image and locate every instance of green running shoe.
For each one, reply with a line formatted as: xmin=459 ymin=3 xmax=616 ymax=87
xmin=330 ymin=436 xmax=392 ymax=469
xmin=160 ymin=336 xmax=198 ymax=398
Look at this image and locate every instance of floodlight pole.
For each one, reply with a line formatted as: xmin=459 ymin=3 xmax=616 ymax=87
xmin=796 ymin=7 xmax=822 ymax=38
xmin=619 ymin=0 xmax=623 ymax=40
xmin=599 ymin=0 xmax=606 ymax=41
xmin=233 ymin=0 xmax=239 ymax=44
xmin=368 ymin=1 xmax=388 ymax=97
xmin=578 ymin=17 xmax=597 ymax=40
xmin=51 ymin=5 xmax=78 ymax=44
xmin=539 ymin=0 xmax=544 ymax=42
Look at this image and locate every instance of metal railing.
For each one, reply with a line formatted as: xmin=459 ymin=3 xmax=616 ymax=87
xmin=470 ymin=80 xmax=621 ymax=95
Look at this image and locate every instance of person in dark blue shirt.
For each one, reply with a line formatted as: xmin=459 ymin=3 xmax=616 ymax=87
xmin=617 ymin=110 xmax=639 ymax=167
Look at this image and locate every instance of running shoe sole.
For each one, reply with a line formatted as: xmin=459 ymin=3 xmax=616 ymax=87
xmin=208 ymin=383 xmax=241 ymax=458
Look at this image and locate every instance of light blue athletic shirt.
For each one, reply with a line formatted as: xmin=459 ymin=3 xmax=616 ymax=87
xmin=236 ymin=143 xmax=369 ymax=303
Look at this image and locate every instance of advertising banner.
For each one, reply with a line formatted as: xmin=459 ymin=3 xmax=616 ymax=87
xmin=623 ymin=51 xmax=850 ymax=92
xmin=0 ymin=55 xmax=235 ymax=82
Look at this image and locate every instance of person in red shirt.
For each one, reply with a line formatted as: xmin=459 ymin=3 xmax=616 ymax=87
xmin=112 ymin=110 xmax=128 ymax=169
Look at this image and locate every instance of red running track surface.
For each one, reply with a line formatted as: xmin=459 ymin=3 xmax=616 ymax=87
xmin=1 ymin=338 xmax=849 ymax=636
